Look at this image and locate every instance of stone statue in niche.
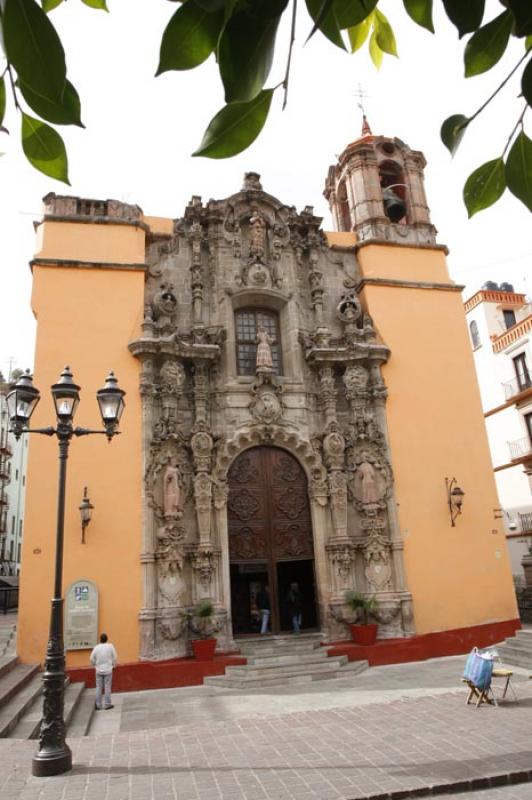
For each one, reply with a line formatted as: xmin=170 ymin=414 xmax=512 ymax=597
xmin=163 ymin=458 xmax=182 ymax=518
xmin=256 ymin=327 xmax=274 ymax=372
xmin=351 ymin=453 xmax=387 ymax=507
xmin=357 ymin=460 xmax=379 ymax=505
xmin=152 ymin=283 xmax=178 ymax=331
xmin=249 ymin=212 xmax=267 ymax=261
xmin=158 ymin=560 xmax=185 ymax=607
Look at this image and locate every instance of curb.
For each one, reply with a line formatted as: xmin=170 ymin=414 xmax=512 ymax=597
xmin=350 ymin=768 xmax=532 ymax=799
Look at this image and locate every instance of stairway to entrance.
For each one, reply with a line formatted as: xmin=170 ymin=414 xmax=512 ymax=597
xmin=498 ymin=627 xmax=532 ymax=669
xmin=204 ymin=633 xmax=368 ymax=689
xmin=0 ymin=654 xmax=94 ymax=739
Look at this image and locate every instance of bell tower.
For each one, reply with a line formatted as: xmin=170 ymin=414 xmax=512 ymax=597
xmin=324 ymin=116 xmax=437 ymax=246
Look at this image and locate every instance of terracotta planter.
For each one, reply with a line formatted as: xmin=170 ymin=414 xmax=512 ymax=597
xmin=349 ymin=624 xmax=378 ymax=646
xmin=191 ymin=638 xmax=217 ymax=660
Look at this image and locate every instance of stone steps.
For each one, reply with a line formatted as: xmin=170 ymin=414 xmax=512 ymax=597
xmin=0 ymin=672 xmax=42 ymax=737
xmin=67 ymin=689 xmax=95 ymax=738
xmin=0 ymin=624 xmax=16 ymax=658
xmin=497 ymin=628 xmax=532 ymax=670
xmin=10 ymin=680 xmax=87 ymax=740
xmin=205 ymin=633 xmax=368 ymax=689
xmin=0 ymin=653 xmax=92 ymax=739
xmin=204 ymin=659 xmax=368 ymax=689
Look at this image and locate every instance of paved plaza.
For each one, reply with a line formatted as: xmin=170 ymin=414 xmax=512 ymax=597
xmin=2 ymin=655 xmax=532 ymax=800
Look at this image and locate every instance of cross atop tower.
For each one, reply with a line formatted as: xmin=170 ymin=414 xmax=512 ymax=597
xmin=354 ymin=84 xmax=372 ymax=136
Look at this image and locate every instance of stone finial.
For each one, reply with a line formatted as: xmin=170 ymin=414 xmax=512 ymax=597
xmin=361 ymin=114 xmax=372 ymax=137
xmin=242 ymin=172 xmax=262 ymax=191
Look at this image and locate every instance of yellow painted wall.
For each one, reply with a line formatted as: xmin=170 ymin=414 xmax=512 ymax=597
xmin=35 ymin=220 xmax=146 ymax=265
xmin=18 ymin=246 xmax=145 ymax=666
xmin=357 ymin=244 xmax=518 ymax=633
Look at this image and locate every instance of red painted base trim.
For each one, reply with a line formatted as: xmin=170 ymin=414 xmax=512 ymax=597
xmin=67 ymin=654 xmax=247 ymax=693
xmin=67 ymin=619 xmax=521 ymax=692
xmin=325 ymin=618 xmax=522 ymax=667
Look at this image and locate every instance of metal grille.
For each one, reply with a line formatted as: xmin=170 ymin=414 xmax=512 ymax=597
xmin=235 ymin=309 xmax=281 ymax=376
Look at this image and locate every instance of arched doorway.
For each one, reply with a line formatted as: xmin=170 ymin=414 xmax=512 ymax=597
xmin=227 ymin=446 xmax=318 ymax=635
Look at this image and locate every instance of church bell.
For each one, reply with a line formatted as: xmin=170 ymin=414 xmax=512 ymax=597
xmin=382 ymin=186 xmax=407 ymax=223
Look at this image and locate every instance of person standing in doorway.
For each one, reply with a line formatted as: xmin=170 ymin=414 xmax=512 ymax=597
xmin=256 ymin=584 xmax=271 ymax=634
xmin=90 ymin=633 xmax=117 ymax=710
xmin=287 ymin=582 xmax=303 ymax=634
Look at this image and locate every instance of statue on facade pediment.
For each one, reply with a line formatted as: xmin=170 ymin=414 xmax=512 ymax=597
xmin=249 ymin=212 xmax=267 ymax=261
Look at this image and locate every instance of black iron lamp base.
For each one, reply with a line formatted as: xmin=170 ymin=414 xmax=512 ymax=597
xmin=32 ymin=745 xmax=72 ymax=777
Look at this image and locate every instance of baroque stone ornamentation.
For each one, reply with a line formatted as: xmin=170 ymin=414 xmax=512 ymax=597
xmin=127 ymin=170 xmax=413 ymax=657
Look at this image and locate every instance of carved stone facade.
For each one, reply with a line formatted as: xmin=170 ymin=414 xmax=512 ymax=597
xmin=127 ymin=169 xmax=414 ymax=659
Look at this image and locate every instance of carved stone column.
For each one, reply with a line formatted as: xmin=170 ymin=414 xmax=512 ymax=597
xmin=138 ymin=357 xmax=157 ymax=659
xmin=318 ymin=366 xmax=337 ymax=429
xmin=188 ymin=219 xmax=204 ymax=324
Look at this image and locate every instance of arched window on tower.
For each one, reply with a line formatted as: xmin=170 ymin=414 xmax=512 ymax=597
xmin=379 ymin=160 xmax=408 ymax=224
xmin=337 ymin=181 xmax=351 ymax=232
xmin=235 ymin=308 xmax=282 ymax=376
xmin=469 ymin=320 xmax=480 ymax=349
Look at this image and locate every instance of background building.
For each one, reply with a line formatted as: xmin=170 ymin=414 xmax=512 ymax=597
xmin=465 ymin=286 xmax=532 ymax=581
xmin=17 ymin=124 xmax=519 ymax=681
xmin=0 ymin=381 xmax=28 ymax=577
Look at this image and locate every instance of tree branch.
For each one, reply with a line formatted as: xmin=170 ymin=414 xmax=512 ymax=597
xmin=283 ymin=0 xmax=298 ymax=111
xmin=469 ymin=51 xmax=530 ymax=125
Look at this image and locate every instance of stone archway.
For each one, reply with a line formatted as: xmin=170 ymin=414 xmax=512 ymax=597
xmin=227 ymin=446 xmax=319 ymax=635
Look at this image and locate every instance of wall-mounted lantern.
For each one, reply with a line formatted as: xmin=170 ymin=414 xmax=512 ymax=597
xmin=445 ymin=477 xmax=465 ymax=527
xmin=79 ymin=487 xmax=94 ymax=544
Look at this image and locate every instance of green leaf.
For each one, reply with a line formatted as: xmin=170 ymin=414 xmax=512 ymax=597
xmin=442 ymin=0 xmax=484 ymax=38
xmin=505 ymin=0 xmax=532 ymax=37
xmin=402 ymin=0 xmax=434 ymax=33
xmin=81 ymin=0 xmax=108 ymax=9
xmin=526 ymin=35 xmax=532 ymax=51
xmin=347 ymin=14 xmax=373 ymax=52
xmin=463 ymin=158 xmax=505 ymax=217
xmin=156 ymin=0 xmax=224 ymax=74
xmin=193 ymin=88 xmax=274 ymax=158
xmin=464 ymin=11 xmax=513 ymax=78
xmin=522 ymin=57 xmax=532 ymax=105
xmin=334 ymin=0 xmax=377 ymax=30
xmin=219 ymin=3 xmax=286 ymax=103
xmin=4 ymin=0 xmax=67 ymax=102
xmin=0 ymin=77 xmax=5 ymax=128
xmin=18 ymin=78 xmax=84 ymax=127
xmin=441 ymin=114 xmax=469 ymax=155
xmin=41 ymin=0 xmax=63 ymax=11
xmin=373 ymin=8 xmax=397 ymax=56
xmin=21 ymin=112 xmax=70 ymax=183
xmin=369 ymin=29 xmax=383 ymax=68
xmin=196 ymin=0 xmax=226 ymax=9
xmin=305 ymin=0 xmax=345 ymax=50
xmin=505 ymin=130 xmax=532 ymax=212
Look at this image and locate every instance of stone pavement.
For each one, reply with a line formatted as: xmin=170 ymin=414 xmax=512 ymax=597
xmin=2 ymin=656 xmax=532 ymax=800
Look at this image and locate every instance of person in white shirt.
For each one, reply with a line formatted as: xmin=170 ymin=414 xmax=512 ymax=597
xmin=90 ymin=633 xmax=117 ymax=710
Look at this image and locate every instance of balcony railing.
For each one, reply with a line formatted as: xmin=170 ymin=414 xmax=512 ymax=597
xmin=502 ymin=375 xmax=532 ymax=401
xmin=519 ymin=512 xmax=532 ymax=533
xmin=509 ymin=437 xmax=532 ymax=461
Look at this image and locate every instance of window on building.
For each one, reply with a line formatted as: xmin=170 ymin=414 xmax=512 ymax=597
xmin=235 ymin=308 xmax=282 ymax=376
xmin=503 ymin=309 xmax=516 ymax=329
xmin=9 ymin=540 xmax=13 ymax=561
xmin=22 ymin=475 xmax=25 ymax=486
xmin=526 ymin=413 xmax=532 ymax=445
xmin=18 ymin=519 xmax=22 ymax=538
xmin=11 ymin=515 xmax=15 ymax=535
xmin=513 ymin=353 xmax=531 ymax=392
xmin=469 ymin=320 xmax=480 ymax=349
xmin=15 ymin=469 xmax=18 ymax=480
xmin=17 ymin=543 xmax=21 ymax=563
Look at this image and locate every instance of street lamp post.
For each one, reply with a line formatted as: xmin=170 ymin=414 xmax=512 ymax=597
xmin=6 ymin=367 xmax=125 ymax=777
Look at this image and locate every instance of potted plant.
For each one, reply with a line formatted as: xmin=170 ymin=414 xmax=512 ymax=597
xmin=189 ymin=600 xmax=218 ymax=660
xmin=345 ymin=591 xmax=378 ymax=645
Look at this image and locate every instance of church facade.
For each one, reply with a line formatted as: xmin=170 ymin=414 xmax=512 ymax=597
xmin=18 ymin=127 xmax=519 ymax=671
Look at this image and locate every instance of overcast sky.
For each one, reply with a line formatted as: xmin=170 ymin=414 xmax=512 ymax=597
xmin=1 ymin=0 xmax=530 ymax=380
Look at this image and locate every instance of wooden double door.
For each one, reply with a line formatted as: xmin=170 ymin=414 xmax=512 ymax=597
xmin=228 ymin=447 xmax=318 ymax=635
